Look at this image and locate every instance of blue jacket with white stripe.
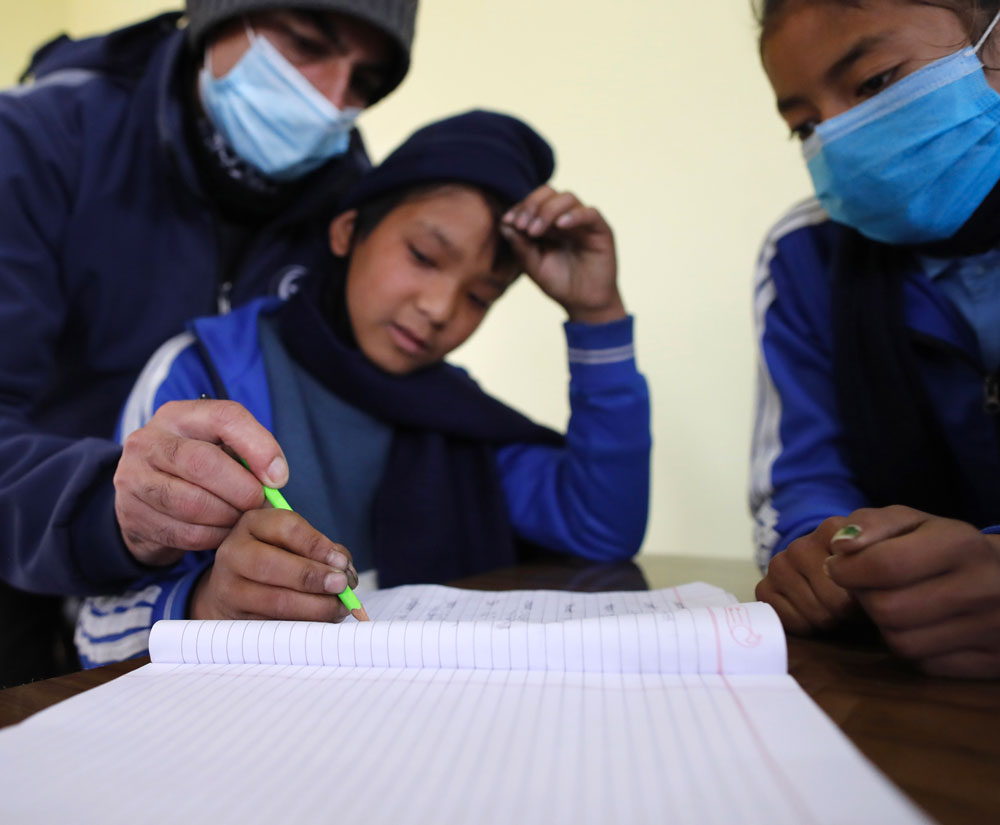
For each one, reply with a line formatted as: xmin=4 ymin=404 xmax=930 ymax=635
xmin=750 ymin=198 xmax=1000 ymax=569
xmin=0 ymin=14 xmax=369 ymax=594
xmin=75 ymin=298 xmax=650 ymax=665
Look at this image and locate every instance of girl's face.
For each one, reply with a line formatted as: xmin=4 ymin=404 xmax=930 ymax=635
xmin=331 ymin=187 xmax=518 ymax=375
xmin=761 ymin=1 xmax=999 ymax=141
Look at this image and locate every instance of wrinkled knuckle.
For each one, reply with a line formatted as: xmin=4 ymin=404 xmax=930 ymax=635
xmin=299 ymin=527 xmax=330 ymax=562
xmin=213 ymin=399 xmax=250 ymax=434
xmin=160 ymin=434 xmax=182 ymax=466
xmin=141 ymin=481 xmax=170 ymax=513
xmin=181 ymin=440 xmax=218 ymax=482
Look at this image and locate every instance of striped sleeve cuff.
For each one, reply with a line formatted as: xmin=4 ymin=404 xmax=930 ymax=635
xmin=565 ymin=315 xmax=635 ymax=364
xmin=564 ymin=316 xmax=638 ymax=389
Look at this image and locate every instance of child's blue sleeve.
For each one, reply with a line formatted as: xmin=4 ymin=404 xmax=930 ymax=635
xmin=116 ymin=331 xmax=218 ymax=440
xmin=750 ymin=209 xmax=869 ymax=569
xmin=73 ymin=554 xmax=213 ymax=667
xmin=495 ymin=316 xmax=650 ymax=562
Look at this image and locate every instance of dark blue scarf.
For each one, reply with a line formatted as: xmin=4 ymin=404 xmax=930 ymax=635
xmin=277 ymin=275 xmax=563 ymax=586
xmin=832 ymin=226 xmax=1000 ymax=526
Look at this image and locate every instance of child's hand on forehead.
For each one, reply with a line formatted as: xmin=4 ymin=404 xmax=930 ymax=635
xmin=501 ymin=186 xmax=626 ymax=325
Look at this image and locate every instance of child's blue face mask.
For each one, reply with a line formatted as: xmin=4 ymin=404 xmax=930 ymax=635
xmin=803 ymin=12 xmax=1000 ymax=245
xmin=198 ymin=22 xmax=361 ymax=181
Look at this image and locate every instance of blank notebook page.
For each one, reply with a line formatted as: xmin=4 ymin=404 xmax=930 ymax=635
xmin=0 ymin=584 xmax=932 ymax=825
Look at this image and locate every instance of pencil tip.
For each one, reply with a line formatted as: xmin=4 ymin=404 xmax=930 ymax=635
xmin=352 ymin=607 xmax=370 ymax=622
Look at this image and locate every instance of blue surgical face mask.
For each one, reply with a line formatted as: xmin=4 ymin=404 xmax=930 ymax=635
xmin=803 ymin=13 xmax=1000 ymax=245
xmin=198 ymin=23 xmax=361 ymax=181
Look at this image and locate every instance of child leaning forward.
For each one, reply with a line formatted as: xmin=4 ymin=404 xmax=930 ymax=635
xmin=76 ymin=110 xmax=650 ymax=665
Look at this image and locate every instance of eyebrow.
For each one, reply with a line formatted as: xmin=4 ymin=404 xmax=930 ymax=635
xmin=418 ymin=222 xmax=513 ymax=288
xmin=305 ymin=14 xmax=346 ymax=51
xmin=421 ymin=224 xmax=460 ymax=258
xmin=302 ymin=12 xmax=393 ymax=75
xmin=776 ymin=33 xmax=890 ymax=114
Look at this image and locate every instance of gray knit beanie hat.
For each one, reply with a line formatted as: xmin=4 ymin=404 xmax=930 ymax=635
xmin=184 ymin=0 xmax=418 ymax=100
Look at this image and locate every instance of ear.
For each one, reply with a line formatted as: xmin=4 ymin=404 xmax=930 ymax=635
xmin=328 ymin=209 xmax=358 ymax=257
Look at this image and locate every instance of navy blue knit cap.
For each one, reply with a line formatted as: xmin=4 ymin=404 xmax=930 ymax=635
xmin=341 ymin=109 xmax=555 ymax=210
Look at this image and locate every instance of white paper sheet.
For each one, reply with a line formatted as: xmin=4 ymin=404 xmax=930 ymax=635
xmin=0 ymin=583 xmax=932 ymax=825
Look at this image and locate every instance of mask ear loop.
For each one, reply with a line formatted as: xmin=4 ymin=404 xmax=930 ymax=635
xmin=974 ymin=8 xmax=1000 ymax=53
xmin=203 ymin=18 xmax=257 ymax=77
xmin=243 ymin=17 xmax=259 ymax=46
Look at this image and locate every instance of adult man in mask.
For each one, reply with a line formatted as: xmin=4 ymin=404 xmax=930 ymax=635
xmin=0 ymin=0 xmax=417 ymax=686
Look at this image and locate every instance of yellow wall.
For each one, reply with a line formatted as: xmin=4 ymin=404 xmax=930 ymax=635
xmin=2 ymin=1 xmax=67 ymax=85
xmin=3 ymin=1 xmax=811 ymax=561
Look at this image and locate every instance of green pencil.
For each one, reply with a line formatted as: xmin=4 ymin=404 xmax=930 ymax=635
xmin=241 ymin=458 xmax=369 ymax=622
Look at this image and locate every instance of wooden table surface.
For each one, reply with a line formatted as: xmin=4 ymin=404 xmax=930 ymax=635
xmin=2 ymin=552 xmax=998 ymax=825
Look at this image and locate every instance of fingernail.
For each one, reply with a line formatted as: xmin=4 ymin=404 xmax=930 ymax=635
xmin=265 ymin=457 xmax=288 ymax=486
xmin=823 ymin=555 xmax=834 ymax=577
xmin=556 ymin=213 xmax=573 ymax=228
xmin=516 ymin=211 xmax=531 ymax=230
xmin=529 ymin=218 xmax=544 ymax=235
xmin=502 ymin=210 xmax=515 ymax=223
xmin=323 ymin=572 xmax=345 ymax=594
xmin=831 ymin=524 xmax=863 ymax=542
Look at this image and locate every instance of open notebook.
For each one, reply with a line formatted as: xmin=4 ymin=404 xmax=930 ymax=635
xmin=0 ymin=583 xmax=931 ymax=825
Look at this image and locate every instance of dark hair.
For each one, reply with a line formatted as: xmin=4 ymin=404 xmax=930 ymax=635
xmin=754 ymin=0 xmax=1000 ymax=46
xmin=349 ymin=182 xmax=521 ymax=273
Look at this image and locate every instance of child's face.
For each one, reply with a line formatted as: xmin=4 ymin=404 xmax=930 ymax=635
xmin=761 ymin=1 xmax=975 ymax=141
xmin=334 ymin=186 xmax=519 ymax=375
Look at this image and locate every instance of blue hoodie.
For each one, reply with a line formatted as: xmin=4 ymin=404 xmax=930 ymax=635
xmin=0 ymin=13 xmax=368 ymax=594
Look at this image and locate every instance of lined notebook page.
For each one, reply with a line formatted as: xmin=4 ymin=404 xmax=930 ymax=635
xmin=149 ymin=602 xmax=785 ymax=675
xmin=357 ymin=581 xmax=739 ymax=619
xmin=0 ymin=583 xmax=933 ymax=825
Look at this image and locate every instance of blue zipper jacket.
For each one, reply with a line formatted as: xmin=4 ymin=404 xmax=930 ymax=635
xmin=0 ymin=14 xmax=369 ymax=594
xmin=751 ymin=198 xmax=1000 ymax=569
xmin=75 ymin=297 xmax=651 ymax=665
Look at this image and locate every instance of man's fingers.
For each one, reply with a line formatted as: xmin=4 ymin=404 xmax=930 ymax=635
xmin=121 ymin=424 xmax=265 ymax=513
xmin=155 ymin=399 xmax=288 ymax=488
xmin=126 ymin=468 xmax=243 ymax=527
xmin=115 ymin=493 xmax=232 ymax=563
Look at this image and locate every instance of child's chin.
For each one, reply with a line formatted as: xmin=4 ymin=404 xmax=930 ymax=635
xmin=368 ymin=351 xmax=426 ymax=376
